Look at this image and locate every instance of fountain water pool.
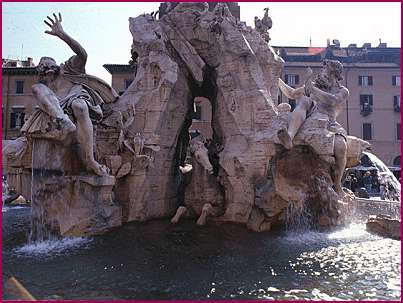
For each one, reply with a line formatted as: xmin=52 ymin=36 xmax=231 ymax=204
xmin=3 ymin=207 xmax=400 ymax=300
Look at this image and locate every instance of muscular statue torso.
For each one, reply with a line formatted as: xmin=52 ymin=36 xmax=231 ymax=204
xmin=49 ymin=73 xmax=76 ymax=100
xmin=312 ymin=85 xmax=347 ymax=123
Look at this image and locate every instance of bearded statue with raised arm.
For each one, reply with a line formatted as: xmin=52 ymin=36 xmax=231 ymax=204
xmin=277 ymin=59 xmax=349 ymax=195
xmin=22 ymin=13 xmax=118 ymax=175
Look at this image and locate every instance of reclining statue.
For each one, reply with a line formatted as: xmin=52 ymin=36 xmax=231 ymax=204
xmin=22 ymin=13 xmax=118 ymax=175
xmin=277 ymin=59 xmax=349 ymax=195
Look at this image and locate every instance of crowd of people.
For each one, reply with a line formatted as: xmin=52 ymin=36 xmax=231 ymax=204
xmin=343 ymin=169 xmax=400 ymax=200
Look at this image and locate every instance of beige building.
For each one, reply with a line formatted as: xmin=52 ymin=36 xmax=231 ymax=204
xmin=275 ymin=43 xmax=401 ymax=167
xmin=2 ymin=46 xmax=400 ymax=168
xmin=2 ymin=58 xmax=38 ymax=140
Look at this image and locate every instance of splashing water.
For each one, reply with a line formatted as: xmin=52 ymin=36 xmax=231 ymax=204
xmin=285 ymin=201 xmax=313 ymax=232
xmin=14 ymin=237 xmax=92 ymax=257
xmin=2 ymin=179 xmax=9 ymax=212
xmin=362 ymin=152 xmax=401 ymax=200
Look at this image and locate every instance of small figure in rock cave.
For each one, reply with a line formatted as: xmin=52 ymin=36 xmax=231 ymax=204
xmin=22 ymin=13 xmax=117 ymax=176
xmin=277 ymin=59 xmax=349 ymax=195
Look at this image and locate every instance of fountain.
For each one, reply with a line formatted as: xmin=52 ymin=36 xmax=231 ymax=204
xmin=3 ymin=3 xmax=374 ymax=237
xmin=2 ymin=3 xmax=400 ymax=300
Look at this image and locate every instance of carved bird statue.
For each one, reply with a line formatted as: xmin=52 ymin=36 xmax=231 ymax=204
xmin=262 ymin=7 xmax=272 ymax=30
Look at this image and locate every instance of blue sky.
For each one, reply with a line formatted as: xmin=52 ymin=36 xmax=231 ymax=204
xmin=2 ymin=2 xmax=401 ymax=83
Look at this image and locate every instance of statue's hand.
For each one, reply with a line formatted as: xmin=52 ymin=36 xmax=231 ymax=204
xmin=44 ymin=13 xmax=64 ymax=37
xmin=306 ymin=67 xmax=313 ymax=79
xmin=305 ymin=79 xmax=314 ymax=96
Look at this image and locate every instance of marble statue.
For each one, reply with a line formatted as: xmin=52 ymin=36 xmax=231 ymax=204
xmin=4 ymin=3 xmax=372 ymax=237
xmin=277 ymin=60 xmax=349 ymax=194
xmin=254 ymin=7 xmax=272 ymax=42
xmin=22 ymin=13 xmax=116 ymax=176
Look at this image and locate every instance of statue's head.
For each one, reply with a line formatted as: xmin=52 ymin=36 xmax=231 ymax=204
xmin=323 ymin=59 xmax=343 ymax=81
xmin=315 ymin=59 xmax=343 ymax=90
xmin=37 ymin=57 xmax=60 ymax=84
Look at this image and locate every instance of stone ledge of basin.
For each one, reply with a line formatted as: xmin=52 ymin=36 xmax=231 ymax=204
xmin=72 ymin=174 xmax=116 ymax=186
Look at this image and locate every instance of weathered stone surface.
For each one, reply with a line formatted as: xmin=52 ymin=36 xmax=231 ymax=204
xmin=366 ymin=215 xmax=401 ymax=240
xmin=4 ymin=3 xmax=376 ymax=236
xmin=30 ymin=139 xmax=121 ymax=237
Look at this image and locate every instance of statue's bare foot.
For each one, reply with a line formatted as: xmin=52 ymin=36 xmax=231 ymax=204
xmin=171 ymin=206 xmax=187 ymax=224
xmin=277 ymin=129 xmax=293 ymax=150
xmin=196 ymin=203 xmax=212 ymax=226
xmin=88 ymin=160 xmax=110 ymax=176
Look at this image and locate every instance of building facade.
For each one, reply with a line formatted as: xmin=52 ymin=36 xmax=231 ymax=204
xmin=2 ymin=58 xmax=38 ymax=140
xmin=2 ymin=43 xmax=400 ymax=167
xmin=276 ymin=43 xmax=401 ymax=167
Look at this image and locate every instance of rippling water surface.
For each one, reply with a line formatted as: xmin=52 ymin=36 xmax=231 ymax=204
xmin=2 ymin=207 xmax=401 ymax=300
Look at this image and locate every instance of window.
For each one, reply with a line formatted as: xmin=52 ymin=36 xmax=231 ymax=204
xmin=362 ymin=123 xmax=372 ymax=140
xmin=10 ymin=108 xmax=25 ymax=129
xmin=358 ymin=76 xmax=373 ymax=86
xmin=397 ymin=123 xmax=401 ymax=141
xmin=125 ymin=79 xmax=133 ymax=89
xmin=392 ymin=76 xmax=400 ymax=86
xmin=288 ymin=98 xmax=296 ymax=111
xmin=16 ymin=80 xmax=24 ymax=94
xmin=393 ymin=156 xmax=400 ymax=166
xmin=285 ymin=74 xmax=299 ymax=86
xmin=394 ymin=96 xmax=400 ymax=113
xmin=360 ymin=94 xmax=373 ymax=116
xmin=192 ymin=105 xmax=202 ymax=120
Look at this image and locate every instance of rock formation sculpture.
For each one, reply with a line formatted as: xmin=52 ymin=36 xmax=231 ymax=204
xmin=4 ymin=3 xmax=371 ymax=237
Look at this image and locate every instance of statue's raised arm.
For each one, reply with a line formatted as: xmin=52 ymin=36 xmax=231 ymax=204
xmin=278 ymin=78 xmax=305 ymax=100
xmin=44 ymin=13 xmax=87 ymax=71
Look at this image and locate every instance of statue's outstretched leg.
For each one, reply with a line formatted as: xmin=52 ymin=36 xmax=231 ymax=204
xmin=171 ymin=206 xmax=187 ymax=224
xmin=196 ymin=203 xmax=212 ymax=226
xmin=334 ymin=135 xmax=347 ymax=195
xmin=278 ymin=96 xmax=311 ymax=150
xmin=32 ymin=83 xmax=76 ymax=136
xmin=71 ymin=99 xmax=109 ymax=176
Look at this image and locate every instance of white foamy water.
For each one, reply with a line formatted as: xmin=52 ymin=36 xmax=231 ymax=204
xmin=327 ymin=223 xmax=374 ymax=240
xmin=283 ymin=223 xmax=379 ymax=244
xmin=14 ymin=237 xmax=92 ymax=257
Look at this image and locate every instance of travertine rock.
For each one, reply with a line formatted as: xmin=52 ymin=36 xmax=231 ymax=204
xmin=366 ymin=215 xmax=401 ymax=240
xmin=5 ymin=3 xmax=373 ymax=236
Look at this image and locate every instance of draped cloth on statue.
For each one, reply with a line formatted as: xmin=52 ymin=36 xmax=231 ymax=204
xmin=21 ymin=56 xmax=118 ymax=136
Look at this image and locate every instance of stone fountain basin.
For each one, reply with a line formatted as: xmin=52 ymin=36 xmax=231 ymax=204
xmin=366 ymin=215 xmax=401 ymax=240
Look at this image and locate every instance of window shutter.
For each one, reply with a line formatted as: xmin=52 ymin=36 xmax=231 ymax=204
xmin=368 ymin=76 xmax=373 ymax=86
xmin=295 ymin=75 xmax=299 ymax=85
xmin=285 ymin=75 xmax=289 ymax=84
xmin=360 ymin=95 xmax=365 ymax=105
xmin=359 ymin=76 xmax=362 ymax=85
xmin=10 ymin=113 xmax=16 ymax=128
xmin=393 ymin=76 xmax=396 ymax=86
xmin=363 ymin=123 xmax=372 ymax=140
xmin=369 ymin=95 xmax=373 ymax=105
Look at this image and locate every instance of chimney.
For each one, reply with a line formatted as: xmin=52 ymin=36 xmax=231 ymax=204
xmin=348 ymin=43 xmax=357 ymax=48
xmin=378 ymin=42 xmax=387 ymax=48
xmin=362 ymin=43 xmax=371 ymax=49
xmin=332 ymin=39 xmax=340 ymax=48
xmin=27 ymin=57 xmax=34 ymax=66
